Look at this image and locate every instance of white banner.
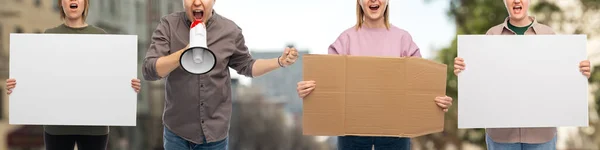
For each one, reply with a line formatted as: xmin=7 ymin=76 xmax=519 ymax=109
xmin=9 ymin=33 xmax=138 ymax=126
xmin=457 ymin=35 xmax=589 ymax=129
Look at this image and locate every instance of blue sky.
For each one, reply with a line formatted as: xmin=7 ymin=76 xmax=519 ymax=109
xmin=213 ymin=0 xmax=456 ymax=59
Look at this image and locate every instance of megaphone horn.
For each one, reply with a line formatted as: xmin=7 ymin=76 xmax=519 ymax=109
xmin=179 ymin=20 xmax=217 ymax=75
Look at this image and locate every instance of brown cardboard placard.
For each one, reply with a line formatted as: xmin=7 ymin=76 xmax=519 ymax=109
xmin=302 ymin=54 xmax=447 ymax=137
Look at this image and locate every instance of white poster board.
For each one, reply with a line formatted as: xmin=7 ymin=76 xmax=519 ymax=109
xmin=457 ymin=35 xmax=589 ymax=129
xmin=9 ymin=33 xmax=138 ymax=126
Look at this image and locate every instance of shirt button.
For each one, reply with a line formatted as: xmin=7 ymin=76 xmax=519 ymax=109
xmin=201 ymin=84 xmax=204 ymax=87
xmin=201 ymin=103 xmax=204 ymax=106
xmin=201 ymin=120 xmax=205 ymax=123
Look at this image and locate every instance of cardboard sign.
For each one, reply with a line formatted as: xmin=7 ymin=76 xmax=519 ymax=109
xmin=302 ymin=54 xmax=447 ymax=137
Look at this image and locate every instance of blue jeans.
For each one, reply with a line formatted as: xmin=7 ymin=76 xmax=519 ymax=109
xmin=337 ymin=136 xmax=410 ymax=150
xmin=163 ymin=127 xmax=228 ymax=150
xmin=486 ymin=134 xmax=557 ymax=150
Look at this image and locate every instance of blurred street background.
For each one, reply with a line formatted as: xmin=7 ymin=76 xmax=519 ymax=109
xmin=0 ymin=0 xmax=599 ymax=149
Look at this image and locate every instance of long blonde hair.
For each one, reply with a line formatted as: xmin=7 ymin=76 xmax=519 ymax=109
xmin=56 ymin=0 xmax=89 ymax=21
xmin=356 ymin=0 xmax=390 ymax=30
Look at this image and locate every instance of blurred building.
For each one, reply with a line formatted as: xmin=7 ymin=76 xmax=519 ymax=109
xmin=0 ymin=0 xmax=62 ymax=149
xmin=0 ymin=0 xmax=62 ymax=121
xmin=248 ymin=50 xmax=309 ymax=114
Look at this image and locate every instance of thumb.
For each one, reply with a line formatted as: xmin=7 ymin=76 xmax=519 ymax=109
xmin=284 ymin=48 xmax=290 ymax=56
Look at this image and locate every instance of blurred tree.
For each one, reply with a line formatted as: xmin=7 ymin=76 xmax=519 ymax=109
xmin=532 ymin=0 xmax=600 ymax=38
xmin=523 ymin=1 xmax=600 ymax=149
xmin=418 ymin=0 xmax=600 ymax=149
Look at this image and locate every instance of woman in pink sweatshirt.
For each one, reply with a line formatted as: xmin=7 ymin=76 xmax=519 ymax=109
xmin=296 ymin=0 xmax=453 ymax=149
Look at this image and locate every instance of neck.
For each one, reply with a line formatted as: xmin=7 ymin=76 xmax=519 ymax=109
xmin=207 ymin=12 xmax=213 ymax=23
xmin=363 ymin=17 xmax=386 ymax=28
xmin=509 ymin=16 xmax=533 ymax=27
xmin=64 ymin=18 xmax=87 ymax=28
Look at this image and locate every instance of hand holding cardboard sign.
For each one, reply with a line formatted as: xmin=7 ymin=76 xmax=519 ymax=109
xmin=297 ymin=80 xmax=316 ymax=98
xmin=435 ymin=96 xmax=453 ymax=112
xmin=580 ymin=60 xmax=591 ymax=78
xmin=453 ymin=57 xmax=465 ymax=75
xmin=5 ymin=78 xmax=16 ymax=95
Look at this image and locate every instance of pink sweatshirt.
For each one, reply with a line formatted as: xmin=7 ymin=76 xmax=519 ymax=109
xmin=328 ymin=25 xmax=421 ymax=57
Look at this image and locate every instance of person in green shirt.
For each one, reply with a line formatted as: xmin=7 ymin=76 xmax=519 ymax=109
xmin=453 ymin=0 xmax=591 ymax=150
xmin=5 ymin=0 xmax=141 ymax=150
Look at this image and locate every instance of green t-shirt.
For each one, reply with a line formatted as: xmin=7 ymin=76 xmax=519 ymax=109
xmin=43 ymin=24 xmax=110 ymax=136
xmin=507 ymin=20 xmax=533 ymax=35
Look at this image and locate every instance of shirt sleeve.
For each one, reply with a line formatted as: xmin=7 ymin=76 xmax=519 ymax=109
xmin=228 ymin=31 xmax=256 ymax=77
xmin=404 ymin=33 xmax=422 ymax=57
xmin=142 ymin=17 xmax=171 ymax=81
xmin=328 ymin=32 xmax=348 ymax=55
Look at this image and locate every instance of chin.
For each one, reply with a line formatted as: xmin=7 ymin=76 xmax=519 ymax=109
xmin=66 ymin=15 xmax=82 ymax=20
xmin=510 ymin=14 xmax=526 ymax=21
xmin=366 ymin=14 xmax=381 ymax=20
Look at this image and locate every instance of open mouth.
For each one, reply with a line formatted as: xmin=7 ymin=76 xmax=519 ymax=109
xmin=193 ymin=9 xmax=204 ymax=21
xmin=69 ymin=3 xmax=78 ymax=9
xmin=369 ymin=4 xmax=380 ymax=11
xmin=513 ymin=5 xmax=522 ymax=14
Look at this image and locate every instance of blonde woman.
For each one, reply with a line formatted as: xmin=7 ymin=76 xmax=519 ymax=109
xmin=296 ymin=0 xmax=453 ymax=149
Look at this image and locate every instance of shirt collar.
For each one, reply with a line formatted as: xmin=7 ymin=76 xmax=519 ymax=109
xmin=502 ymin=16 xmax=542 ymax=34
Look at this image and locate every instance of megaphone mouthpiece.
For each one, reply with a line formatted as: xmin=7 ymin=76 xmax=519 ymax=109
xmin=190 ymin=20 xmax=203 ymax=29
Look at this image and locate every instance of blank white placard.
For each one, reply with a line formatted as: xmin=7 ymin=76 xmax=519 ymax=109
xmin=457 ymin=35 xmax=589 ymax=129
xmin=9 ymin=33 xmax=138 ymax=126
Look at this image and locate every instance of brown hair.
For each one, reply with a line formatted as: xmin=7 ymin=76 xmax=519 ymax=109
xmin=56 ymin=0 xmax=89 ymax=21
xmin=356 ymin=0 xmax=390 ymax=30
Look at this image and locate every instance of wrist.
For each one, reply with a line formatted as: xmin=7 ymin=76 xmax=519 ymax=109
xmin=277 ymin=56 xmax=285 ymax=68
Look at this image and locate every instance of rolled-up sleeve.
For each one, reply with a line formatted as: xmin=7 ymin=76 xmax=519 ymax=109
xmin=228 ymin=31 xmax=256 ymax=77
xmin=142 ymin=17 xmax=171 ymax=81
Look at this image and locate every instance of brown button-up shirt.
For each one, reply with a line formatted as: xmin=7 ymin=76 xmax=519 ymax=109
xmin=142 ymin=11 xmax=256 ymax=144
xmin=484 ymin=16 xmax=557 ymax=144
